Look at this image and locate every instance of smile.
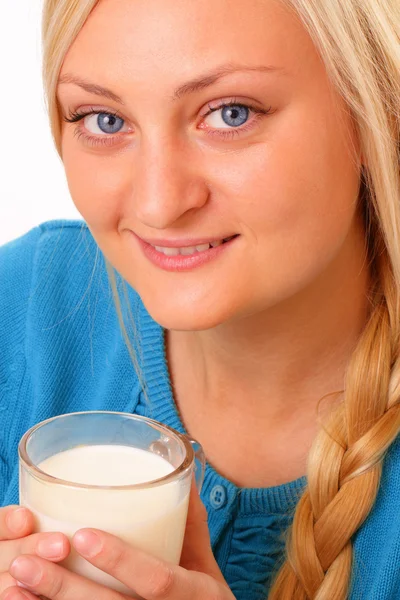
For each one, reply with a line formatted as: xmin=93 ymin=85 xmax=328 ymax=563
xmin=152 ymin=236 xmax=237 ymax=256
xmin=132 ymin=232 xmax=240 ymax=272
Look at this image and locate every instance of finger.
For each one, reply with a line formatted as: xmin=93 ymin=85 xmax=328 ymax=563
xmin=0 ymin=508 xmax=34 ymax=541
xmin=8 ymin=556 xmax=126 ymax=600
xmin=0 ymin=533 xmax=70 ymax=571
xmin=180 ymin=481 xmax=226 ymax=583
xmin=1 ymin=587 xmax=38 ymax=600
xmin=0 ymin=572 xmax=19 ymax=595
xmin=73 ymin=529 xmax=232 ymax=600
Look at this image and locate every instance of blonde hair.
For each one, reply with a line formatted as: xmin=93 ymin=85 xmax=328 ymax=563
xmin=41 ymin=1 xmax=400 ymax=598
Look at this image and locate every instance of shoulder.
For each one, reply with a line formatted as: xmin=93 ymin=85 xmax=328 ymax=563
xmin=0 ymin=219 xmax=95 ymax=341
xmin=0 ymin=219 xmax=97 ymax=387
xmin=0 ymin=219 xmax=95 ymax=260
xmin=0 ymin=219 xmax=92 ymax=283
xmin=0 ymin=219 xmax=147 ymax=395
xmin=0 ymin=223 xmax=44 ymax=322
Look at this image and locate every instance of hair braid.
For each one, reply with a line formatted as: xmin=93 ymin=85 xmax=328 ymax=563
xmin=269 ymin=253 xmax=400 ymax=599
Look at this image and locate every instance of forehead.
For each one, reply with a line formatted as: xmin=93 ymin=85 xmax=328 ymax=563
xmin=60 ymin=0 xmax=323 ymax=86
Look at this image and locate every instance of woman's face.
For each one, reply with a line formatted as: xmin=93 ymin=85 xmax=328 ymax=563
xmin=58 ymin=0 xmax=362 ymax=330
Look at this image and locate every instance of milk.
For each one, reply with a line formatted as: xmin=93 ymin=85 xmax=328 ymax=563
xmin=20 ymin=445 xmax=190 ymax=597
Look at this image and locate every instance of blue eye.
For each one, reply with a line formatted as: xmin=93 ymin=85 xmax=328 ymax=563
xmin=63 ymin=109 xmax=127 ymax=136
xmin=204 ymin=102 xmax=259 ymax=132
xmin=88 ymin=113 xmax=125 ymax=134
xmin=220 ymin=105 xmax=249 ymax=127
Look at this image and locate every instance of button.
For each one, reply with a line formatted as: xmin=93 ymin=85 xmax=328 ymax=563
xmin=209 ymin=485 xmax=227 ymax=509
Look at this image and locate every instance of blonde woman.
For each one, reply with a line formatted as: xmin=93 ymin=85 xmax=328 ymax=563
xmin=0 ymin=0 xmax=399 ymax=598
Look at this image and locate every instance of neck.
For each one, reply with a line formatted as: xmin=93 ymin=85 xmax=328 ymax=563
xmin=167 ymin=218 xmax=371 ymax=426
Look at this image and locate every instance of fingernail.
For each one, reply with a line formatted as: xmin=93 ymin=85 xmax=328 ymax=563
xmin=10 ymin=556 xmax=42 ymax=587
xmin=73 ymin=530 xmax=102 ymax=558
xmin=37 ymin=533 xmax=65 ymax=559
xmin=6 ymin=508 xmax=28 ymax=534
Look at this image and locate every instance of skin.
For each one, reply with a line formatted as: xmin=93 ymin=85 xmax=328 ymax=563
xmin=0 ymin=506 xmax=70 ymax=595
xmin=2 ymin=0 xmax=371 ymax=596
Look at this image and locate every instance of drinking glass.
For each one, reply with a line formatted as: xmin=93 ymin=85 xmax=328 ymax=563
xmin=19 ymin=411 xmax=205 ymax=597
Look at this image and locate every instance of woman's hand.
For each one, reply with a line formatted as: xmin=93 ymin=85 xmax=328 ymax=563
xmin=0 ymin=506 xmax=70 ymax=594
xmin=1 ymin=488 xmax=235 ymax=600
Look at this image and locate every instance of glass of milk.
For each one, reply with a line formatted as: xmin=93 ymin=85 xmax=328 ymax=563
xmin=19 ymin=411 xmax=205 ymax=598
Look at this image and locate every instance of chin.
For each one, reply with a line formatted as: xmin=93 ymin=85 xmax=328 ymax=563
xmin=140 ymin=297 xmax=233 ymax=332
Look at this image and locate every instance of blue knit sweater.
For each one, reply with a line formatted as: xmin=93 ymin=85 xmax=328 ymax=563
xmin=0 ymin=221 xmax=399 ymax=599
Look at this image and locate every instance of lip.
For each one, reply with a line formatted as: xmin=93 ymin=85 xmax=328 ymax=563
xmin=131 ymin=232 xmax=239 ymax=272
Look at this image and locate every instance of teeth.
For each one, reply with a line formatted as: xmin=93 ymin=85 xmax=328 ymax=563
xmin=180 ymin=246 xmax=199 ymax=256
xmin=196 ymin=243 xmax=211 ymax=252
xmin=154 ymin=246 xmax=180 ymax=256
xmin=152 ymin=240 xmax=227 ymax=256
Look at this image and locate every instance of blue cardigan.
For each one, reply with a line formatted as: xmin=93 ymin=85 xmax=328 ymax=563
xmin=0 ymin=221 xmax=399 ymax=599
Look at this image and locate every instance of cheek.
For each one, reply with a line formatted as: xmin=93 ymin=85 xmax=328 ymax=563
xmin=62 ymin=136 xmax=128 ymax=230
xmin=218 ymin=103 xmax=359 ymax=236
xmin=209 ymin=103 xmax=361 ymax=304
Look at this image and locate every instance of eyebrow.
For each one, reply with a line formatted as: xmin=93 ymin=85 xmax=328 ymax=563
xmin=58 ymin=63 xmax=285 ymax=104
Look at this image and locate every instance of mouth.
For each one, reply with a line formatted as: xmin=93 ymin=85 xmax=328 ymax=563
xmin=151 ymin=235 xmax=239 ymax=256
xmin=132 ymin=232 xmax=240 ymax=272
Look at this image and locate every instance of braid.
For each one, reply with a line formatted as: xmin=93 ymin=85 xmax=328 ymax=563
xmin=269 ymin=253 xmax=400 ymax=599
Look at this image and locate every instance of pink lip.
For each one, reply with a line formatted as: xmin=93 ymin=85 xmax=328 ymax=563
xmin=131 ymin=232 xmax=239 ymax=272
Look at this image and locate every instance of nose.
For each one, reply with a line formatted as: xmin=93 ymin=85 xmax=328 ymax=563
xmin=131 ymin=136 xmax=209 ymax=230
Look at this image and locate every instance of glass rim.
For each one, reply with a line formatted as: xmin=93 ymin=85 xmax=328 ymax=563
xmin=18 ymin=411 xmax=194 ymax=491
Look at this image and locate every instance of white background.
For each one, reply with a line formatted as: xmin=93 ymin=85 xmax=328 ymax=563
xmin=0 ymin=0 xmax=81 ymax=246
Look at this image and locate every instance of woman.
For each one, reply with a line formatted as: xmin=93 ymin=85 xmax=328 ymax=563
xmin=0 ymin=0 xmax=399 ymax=598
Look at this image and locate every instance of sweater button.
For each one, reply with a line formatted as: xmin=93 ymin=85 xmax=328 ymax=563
xmin=209 ymin=485 xmax=227 ymax=509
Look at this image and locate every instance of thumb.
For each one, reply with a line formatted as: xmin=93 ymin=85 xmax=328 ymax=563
xmin=180 ymin=480 xmax=226 ymax=584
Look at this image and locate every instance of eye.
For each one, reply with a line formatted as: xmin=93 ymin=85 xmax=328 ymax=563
xmin=84 ymin=112 xmax=127 ymax=135
xmin=199 ymin=100 xmax=272 ymax=139
xmin=205 ymin=104 xmax=250 ymax=129
xmin=63 ymin=108 xmax=131 ymax=147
